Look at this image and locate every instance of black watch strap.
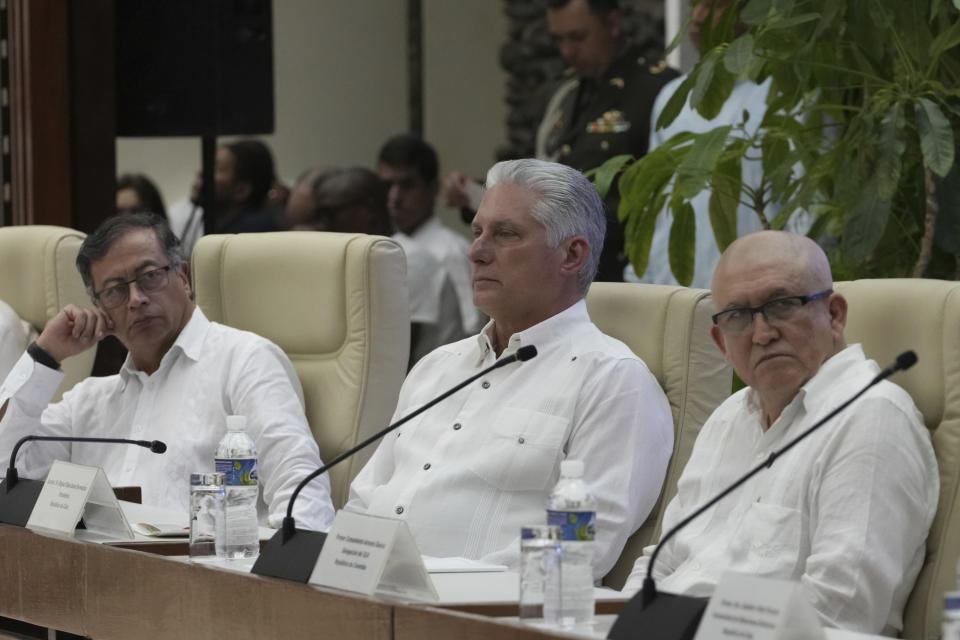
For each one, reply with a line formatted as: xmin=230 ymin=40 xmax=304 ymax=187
xmin=27 ymin=341 xmax=61 ymax=370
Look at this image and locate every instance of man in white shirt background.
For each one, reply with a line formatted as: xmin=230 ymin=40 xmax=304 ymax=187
xmin=377 ymin=134 xmax=483 ymax=336
xmin=0 ymin=213 xmax=334 ymax=531
xmin=625 ymin=230 xmax=937 ymax=635
xmin=0 ymin=300 xmax=34 ymax=382
xmin=348 ymin=158 xmax=673 ymax=579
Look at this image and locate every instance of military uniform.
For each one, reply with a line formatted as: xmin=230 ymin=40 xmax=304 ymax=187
xmin=537 ymin=45 xmax=677 ymax=281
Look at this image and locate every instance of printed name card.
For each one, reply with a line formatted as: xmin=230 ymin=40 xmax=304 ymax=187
xmin=694 ymin=572 xmax=825 ymax=640
xmin=26 ymin=460 xmax=134 ymax=541
xmin=309 ymin=510 xmax=438 ymax=603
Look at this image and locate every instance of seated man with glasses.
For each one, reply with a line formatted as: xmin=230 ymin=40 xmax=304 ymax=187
xmin=0 ymin=212 xmax=335 ymax=531
xmin=623 ymin=230 xmax=937 ymax=635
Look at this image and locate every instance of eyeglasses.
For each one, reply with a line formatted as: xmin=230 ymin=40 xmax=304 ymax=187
xmin=94 ymin=265 xmax=173 ymax=309
xmin=711 ymin=289 xmax=833 ymax=334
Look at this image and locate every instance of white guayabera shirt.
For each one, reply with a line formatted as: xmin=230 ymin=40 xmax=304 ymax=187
xmin=346 ymin=299 xmax=674 ymax=579
xmin=625 ymin=344 xmax=938 ymax=636
xmin=0 ymin=308 xmax=335 ymax=531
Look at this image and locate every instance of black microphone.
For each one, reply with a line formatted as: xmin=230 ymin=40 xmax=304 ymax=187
xmin=252 ymin=344 xmax=539 ymax=582
xmin=609 ymin=350 xmax=918 ymax=640
xmin=0 ymin=435 xmax=167 ymax=527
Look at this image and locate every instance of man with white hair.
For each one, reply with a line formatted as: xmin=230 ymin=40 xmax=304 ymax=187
xmin=347 ymin=158 xmax=673 ymax=578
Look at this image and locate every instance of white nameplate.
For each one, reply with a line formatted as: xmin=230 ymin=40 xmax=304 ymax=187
xmin=26 ymin=460 xmax=134 ymax=541
xmin=309 ymin=510 xmax=438 ymax=603
xmin=695 ymin=572 xmax=825 ymax=640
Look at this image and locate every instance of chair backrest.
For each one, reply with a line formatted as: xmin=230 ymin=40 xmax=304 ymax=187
xmin=586 ymin=282 xmax=732 ymax=588
xmin=833 ymin=278 xmax=960 ymax=640
xmin=191 ymin=231 xmax=410 ymax=509
xmin=0 ymin=225 xmax=94 ymax=401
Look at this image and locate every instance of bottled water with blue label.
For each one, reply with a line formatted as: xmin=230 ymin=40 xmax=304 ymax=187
xmin=215 ymin=415 xmax=260 ymax=559
xmin=546 ymin=459 xmax=596 ymax=628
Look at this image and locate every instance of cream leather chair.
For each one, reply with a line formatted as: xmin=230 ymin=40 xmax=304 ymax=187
xmin=833 ymin=278 xmax=960 ymax=640
xmin=0 ymin=225 xmax=94 ymax=401
xmin=586 ymin=282 xmax=732 ymax=589
xmin=191 ymin=231 xmax=410 ymax=509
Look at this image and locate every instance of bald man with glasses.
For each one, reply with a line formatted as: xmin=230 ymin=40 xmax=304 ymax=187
xmin=0 ymin=212 xmax=335 ymax=531
xmin=624 ymin=230 xmax=937 ymax=636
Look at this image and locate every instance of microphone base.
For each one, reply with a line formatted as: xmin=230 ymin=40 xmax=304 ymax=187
xmin=0 ymin=477 xmax=44 ymax=527
xmin=608 ymin=590 xmax=707 ymax=640
xmin=251 ymin=527 xmax=328 ymax=582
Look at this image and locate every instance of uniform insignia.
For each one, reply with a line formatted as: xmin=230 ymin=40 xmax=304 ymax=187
xmin=586 ymin=110 xmax=631 ymax=134
xmin=610 ymin=77 xmax=625 ymax=89
xmin=649 ymin=60 xmax=668 ymax=74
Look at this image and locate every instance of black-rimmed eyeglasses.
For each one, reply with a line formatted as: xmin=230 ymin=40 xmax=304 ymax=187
xmin=94 ymin=265 xmax=172 ymax=309
xmin=711 ymin=289 xmax=833 ymax=334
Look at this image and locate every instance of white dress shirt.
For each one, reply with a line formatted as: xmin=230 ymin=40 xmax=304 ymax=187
xmin=626 ymin=77 xmax=810 ymax=288
xmin=0 ymin=307 xmax=335 ymax=531
xmin=347 ymin=299 xmax=673 ymax=578
xmin=624 ymin=345 xmax=937 ymax=635
xmin=0 ymin=299 xmax=33 ymax=382
xmin=403 ymin=215 xmax=483 ymax=333
xmin=392 ymin=232 xmax=466 ymax=363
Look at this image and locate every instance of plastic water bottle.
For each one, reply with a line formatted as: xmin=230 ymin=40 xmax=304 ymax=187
xmin=214 ymin=415 xmax=260 ymax=559
xmin=546 ymin=459 xmax=596 ymax=628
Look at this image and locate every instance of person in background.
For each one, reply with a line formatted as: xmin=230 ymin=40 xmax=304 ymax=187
xmin=378 ymin=135 xmax=482 ymax=335
xmin=312 ymin=167 xmax=462 ymax=366
xmin=347 ymin=159 xmax=673 ymax=578
xmin=0 ymin=300 xmax=34 ymax=383
xmin=624 ymin=231 xmax=937 ymax=635
xmin=116 ymin=173 xmax=167 ymax=220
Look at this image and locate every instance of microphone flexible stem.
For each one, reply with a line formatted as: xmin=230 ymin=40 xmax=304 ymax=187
xmin=644 ymin=360 xmax=907 ymax=594
xmin=8 ymin=435 xmax=161 ymax=473
xmin=284 ymin=350 xmax=525 ymax=524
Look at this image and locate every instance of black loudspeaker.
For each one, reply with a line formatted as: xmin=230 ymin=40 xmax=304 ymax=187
xmin=115 ymin=0 xmax=274 ymax=137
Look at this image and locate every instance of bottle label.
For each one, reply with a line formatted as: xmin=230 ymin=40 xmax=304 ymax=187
xmin=215 ymin=458 xmax=258 ymax=487
xmin=547 ymin=509 xmax=595 ymax=541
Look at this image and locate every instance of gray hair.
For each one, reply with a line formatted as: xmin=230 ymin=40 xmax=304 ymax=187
xmin=485 ymin=159 xmax=606 ymax=294
xmin=77 ymin=212 xmax=187 ymax=297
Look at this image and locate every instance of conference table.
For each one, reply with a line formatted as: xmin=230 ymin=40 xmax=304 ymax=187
xmin=0 ymin=510 xmax=889 ymax=639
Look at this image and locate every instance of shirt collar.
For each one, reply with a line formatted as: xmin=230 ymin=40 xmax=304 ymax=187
xmin=118 ymin=306 xmax=208 ymax=387
xmin=474 ymin=299 xmax=588 ymax=366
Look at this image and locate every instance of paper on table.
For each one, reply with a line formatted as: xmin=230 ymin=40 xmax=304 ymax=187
xmin=422 ymin=556 xmax=508 ymax=573
xmin=131 ymin=522 xmax=191 ymax=537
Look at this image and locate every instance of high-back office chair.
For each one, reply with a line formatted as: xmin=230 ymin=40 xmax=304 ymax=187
xmin=586 ymin=282 xmax=732 ymax=588
xmin=0 ymin=225 xmax=94 ymax=401
xmin=833 ymin=278 xmax=960 ymax=640
xmin=192 ymin=232 xmax=411 ymax=509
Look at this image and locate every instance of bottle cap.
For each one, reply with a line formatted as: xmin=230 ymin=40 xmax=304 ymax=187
xmin=226 ymin=415 xmax=247 ymax=432
xmin=560 ymin=459 xmax=584 ymax=478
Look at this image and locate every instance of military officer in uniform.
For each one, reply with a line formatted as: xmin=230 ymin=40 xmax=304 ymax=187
xmin=445 ymin=0 xmax=676 ymax=282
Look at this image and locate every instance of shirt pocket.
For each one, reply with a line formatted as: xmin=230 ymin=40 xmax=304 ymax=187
xmin=730 ymin=502 xmax=803 ymax=578
xmin=465 ymin=407 xmax=567 ymax=492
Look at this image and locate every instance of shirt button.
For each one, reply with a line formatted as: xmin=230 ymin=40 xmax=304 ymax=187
xmin=423 ymin=463 xmax=431 ymax=470
xmin=395 ymin=506 xmax=404 ymax=515
xmin=518 ymin=437 xmax=525 ymax=444
xmin=452 ymin=423 xmax=462 ymax=431
xmin=600 ymin=140 xmax=610 ymax=151
xmin=481 ymin=381 xmax=490 ymax=389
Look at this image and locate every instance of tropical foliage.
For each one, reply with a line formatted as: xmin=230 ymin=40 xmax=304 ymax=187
xmin=592 ymin=0 xmax=960 ymax=283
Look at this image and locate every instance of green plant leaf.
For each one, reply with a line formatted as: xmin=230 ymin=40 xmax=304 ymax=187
xmin=876 ymin=102 xmax=906 ymax=199
xmin=934 ymin=162 xmax=960 ymax=253
xmin=668 ymin=202 xmax=696 ymax=286
xmin=761 ymin=12 xmax=822 ymax=31
xmin=708 ymin=153 xmax=743 ymax=251
xmin=622 ymin=193 xmax=663 ymax=279
xmin=842 ymin=176 xmax=892 ymax=262
xmin=689 ymin=53 xmax=718 ymax=112
xmin=724 ymin=34 xmax=756 ymax=74
xmin=655 ymin=73 xmax=696 ymax=131
xmin=915 ymin=97 xmax=956 ymax=177
xmin=741 ymin=0 xmax=773 ymax=26
xmin=928 ymin=11 xmax=960 ymax=57
xmin=690 ymin=50 xmax=737 ymax=120
xmin=590 ymin=154 xmax=634 ymax=199
xmin=675 ymin=125 xmax=734 ymax=198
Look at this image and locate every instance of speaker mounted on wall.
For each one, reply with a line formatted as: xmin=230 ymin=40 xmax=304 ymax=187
xmin=115 ymin=0 xmax=274 ymax=137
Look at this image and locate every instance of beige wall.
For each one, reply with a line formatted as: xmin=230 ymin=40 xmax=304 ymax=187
xmin=116 ymin=0 xmax=508 ymax=230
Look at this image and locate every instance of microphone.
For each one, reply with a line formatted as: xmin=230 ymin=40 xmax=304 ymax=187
xmin=0 ymin=435 xmax=167 ymax=527
xmin=252 ymin=344 xmax=539 ymax=582
xmin=609 ymin=350 xmax=918 ymax=640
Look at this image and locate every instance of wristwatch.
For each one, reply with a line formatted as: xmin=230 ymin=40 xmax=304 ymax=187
xmin=27 ymin=341 xmax=61 ymax=370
